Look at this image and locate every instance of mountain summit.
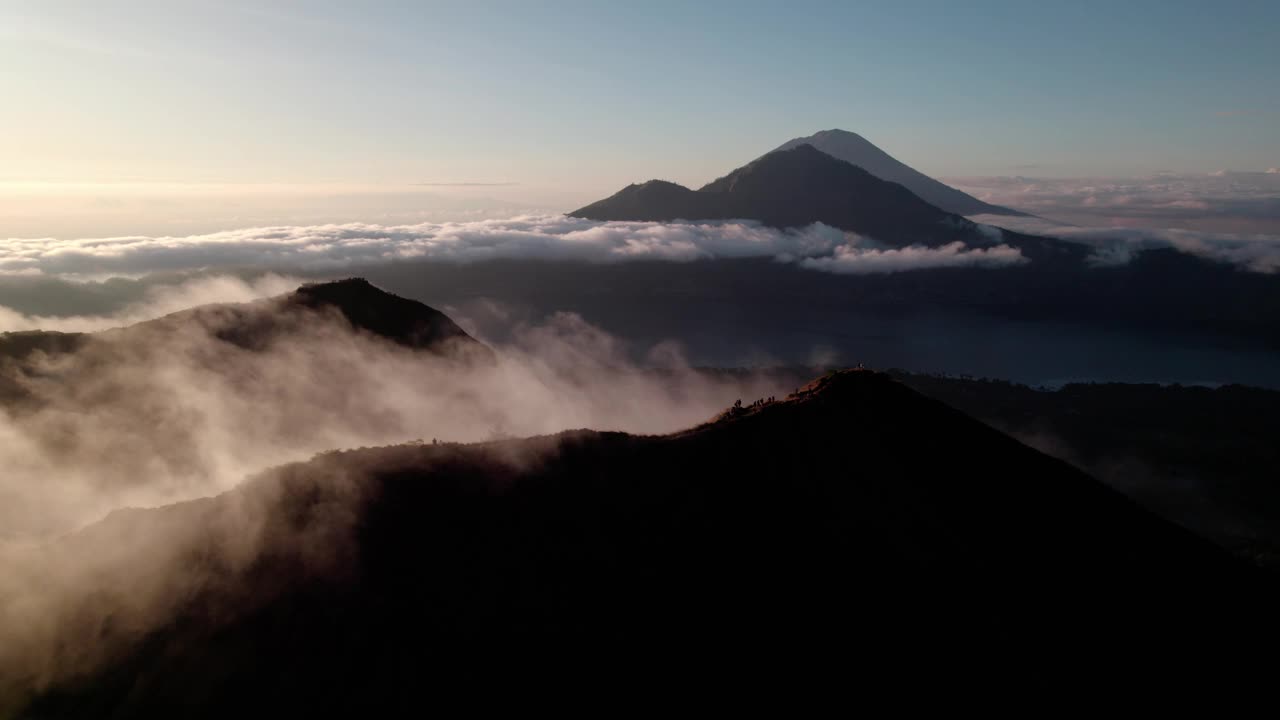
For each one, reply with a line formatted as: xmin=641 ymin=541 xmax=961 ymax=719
xmin=0 ymin=279 xmax=493 ymax=407
xmin=0 ymin=278 xmax=488 ymax=362
xmin=773 ymin=129 xmax=1027 ymax=217
xmin=572 ymin=144 xmax=1024 ymax=249
xmin=696 ymin=144 xmax=961 ymax=241
xmin=572 ymin=144 xmax=1072 ymax=260
xmin=288 ymin=278 xmax=483 ymax=354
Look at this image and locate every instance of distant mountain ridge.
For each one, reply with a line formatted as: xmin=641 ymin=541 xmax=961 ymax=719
xmin=0 ymin=278 xmax=488 ymax=364
xmin=0 ymin=279 xmax=492 ymax=407
xmin=288 ymin=278 xmax=482 ymax=354
xmin=773 ymin=129 xmax=1028 ymax=217
xmin=575 ymin=145 xmax=955 ymax=239
xmin=572 ymin=144 xmax=1072 ymax=261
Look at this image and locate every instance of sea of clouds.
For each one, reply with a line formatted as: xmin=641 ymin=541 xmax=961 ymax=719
xmin=950 ymin=170 xmax=1280 ymax=273
xmin=949 ymin=170 xmax=1280 ymax=233
xmin=0 ymin=215 xmax=1025 ymax=279
xmin=966 ymin=214 xmax=1280 ymax=274
xmin=6 ymin=208 xmax=1277 ymax=289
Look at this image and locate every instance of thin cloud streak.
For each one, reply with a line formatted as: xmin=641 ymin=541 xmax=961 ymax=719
xmin=799 ymin=238 xmax=1026 ymax=275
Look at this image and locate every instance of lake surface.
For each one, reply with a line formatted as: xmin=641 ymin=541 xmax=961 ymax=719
xmin=356 ymin=260 xmax=1280 ymax=390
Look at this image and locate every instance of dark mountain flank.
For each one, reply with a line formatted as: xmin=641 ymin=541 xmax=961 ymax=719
xmin=774 ymin=129 xmax=1028 ymax=217
xmin=0 ymin=278 xmax=489 ymax=364
xmin=15 ymin=371 xmax=1276 ymax=714
xmin=572 ymin=145 xmax=1077 ymax=262
xmin=697 ymin=143 xmax=959 ymax=239
xmin=0 ymin=279 xmax=492 ymax=410
xmin=890 ymin=370 xmax=1280 ymax=566
xmin=288 ymin=278 xmax=480 ymax=352
xmin=134 ymin=277 xmax=489 ymax=357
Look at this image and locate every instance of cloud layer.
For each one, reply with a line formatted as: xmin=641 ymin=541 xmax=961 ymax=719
xmin=948 ymin=171 xmax=1280 ymax=273
xmin=1 ymin=215 xmax=1023 ymax=278
xmin=800 ymin=239 xmax=1027 ymax=274
xmin=949 ymin=171 xmax=1280 ymax=235
xmin=971 ymin=214 xmax=1280 ymax=274
xmin=0 ymin=304 xmax=797 ymax=540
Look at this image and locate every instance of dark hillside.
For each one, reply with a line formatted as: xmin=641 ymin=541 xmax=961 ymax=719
xmin=891 ymin=371 xmax=1280 ymax=564
xmin=16 ymin=371 xmax=1277 ymax=715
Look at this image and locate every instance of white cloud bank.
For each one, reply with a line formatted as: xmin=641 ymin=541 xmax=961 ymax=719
xmin=955 ymin=170 xmax=1280 ymax=273
xmin=800 ymin=239 xmax=1027 ymax=275
xmin=971 ymin=214 xmax=1280 ymax=274
xmin=0 ymin=215 xmax=1024 ymax=278
xmin=949 ymin=171 xmax=1280 ymax=235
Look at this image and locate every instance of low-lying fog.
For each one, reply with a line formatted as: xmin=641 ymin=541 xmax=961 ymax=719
xmin=0 ymin=295 xmax=792 ymax=541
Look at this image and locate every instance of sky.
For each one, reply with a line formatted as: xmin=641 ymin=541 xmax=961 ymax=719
xmin=0 ymin=0 xmax=1277 ymax=239
xmin=3 ymin=0 xmax=1278 ymax=187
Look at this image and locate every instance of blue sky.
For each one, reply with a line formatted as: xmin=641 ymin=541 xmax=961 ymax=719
xmin=1 ymin=0 xmax=1277 ymax=192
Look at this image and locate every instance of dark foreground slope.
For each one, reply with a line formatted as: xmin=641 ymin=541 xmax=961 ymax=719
xmin=16 ymin=371 xmax=1277 ymax=714
xmin=891 ymin=371 xmax=1280 ymax=565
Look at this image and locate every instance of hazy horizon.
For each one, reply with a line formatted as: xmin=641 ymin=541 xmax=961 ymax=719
xmin=3 ymin=1 xmax=1276 ymax=193
xmin=3 ymin=2 xmax=1276 ymax=242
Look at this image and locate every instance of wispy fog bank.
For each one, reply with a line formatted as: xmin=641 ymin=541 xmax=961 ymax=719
xmin=0 ymin=303 xmax=792 ymax=540
xmin=0 ymin=297 xmax=799 ymax=703
xmin=0 ymin=274 xmax=299 ymax=332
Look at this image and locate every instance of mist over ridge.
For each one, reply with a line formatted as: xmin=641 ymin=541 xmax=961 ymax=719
xmin=0 ymin=279 xmax=796 ymax=540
